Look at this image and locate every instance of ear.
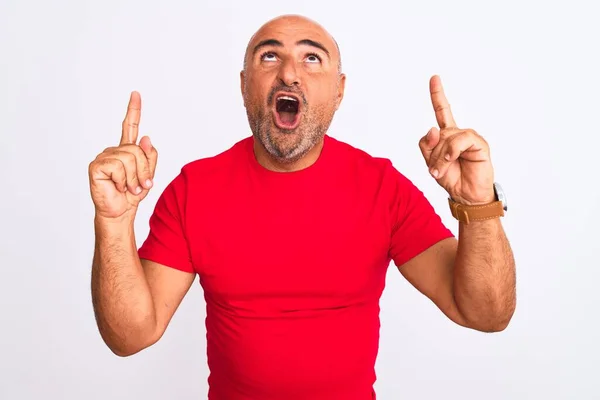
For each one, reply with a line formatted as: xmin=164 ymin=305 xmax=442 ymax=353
xmin=240 ymin=70 xmax=247 ymax=107
xmin=335 ymin=73 xmax=346 ymax=110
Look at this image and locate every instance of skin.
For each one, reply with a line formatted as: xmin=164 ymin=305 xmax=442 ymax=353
xmin=402 ymin=76 xmax=516 ymax=332
xmin=88 ymin=15 xmax=515 ymax=358
xmin=240 ymin=15 xmax=346 ymax=172
xmin=89 ymin=92 xmax=195 ymax=356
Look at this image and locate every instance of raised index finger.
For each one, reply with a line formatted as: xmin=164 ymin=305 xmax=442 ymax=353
xmin=121 ymin=91 xmax=142 ymax=145
xmin=429 ymin=75 xmax=457 ymax=129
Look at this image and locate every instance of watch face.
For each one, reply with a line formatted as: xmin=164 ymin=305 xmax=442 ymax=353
xmin=494 ymin=182 xmax=507 ymax=211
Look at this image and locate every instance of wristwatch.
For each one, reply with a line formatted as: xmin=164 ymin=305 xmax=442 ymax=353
xmin=448 ymin=182 xmax=507 ymax=224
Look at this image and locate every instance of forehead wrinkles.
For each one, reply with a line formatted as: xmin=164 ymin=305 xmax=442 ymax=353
xmin=244 ymin=20 xmax=340 ymax=69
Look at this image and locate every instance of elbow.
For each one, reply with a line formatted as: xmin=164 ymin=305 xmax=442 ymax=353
xmin=476 ymin=307 xmax=516 ymax=333
xmin=105 ymin=332 xmax=159 ymax=357
xmin=457 ymin=299 xmax=516 ymax=333
xmin=108 ymin=342 xmax=148 ymax=357
xmin=460 ymin=314 xmax=513 ymax=333
xmin=489 ymin=297 xmax=517 ymax=332
xmin=475 ymin=316 xmax=512 ymax=333
xmin=98 ymin=319 xmax=162 ymax=357
xmin=109 ymin=346 xmax=136 ymax=357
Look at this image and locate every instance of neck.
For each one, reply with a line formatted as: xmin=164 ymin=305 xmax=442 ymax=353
xmin=253 ymin=137 xmax=325 ymax=172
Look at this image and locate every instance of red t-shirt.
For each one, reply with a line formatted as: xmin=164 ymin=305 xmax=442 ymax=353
xmin=138 ymin=135 xmax=453 ymax=399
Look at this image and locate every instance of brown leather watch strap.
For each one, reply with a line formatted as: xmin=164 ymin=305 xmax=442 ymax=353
xmin=448 ymin=198 xmax=505 ymax=224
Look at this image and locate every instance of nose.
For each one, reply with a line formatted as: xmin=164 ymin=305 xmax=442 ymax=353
xmin=277 ymin=59 xmax=301 ymax=87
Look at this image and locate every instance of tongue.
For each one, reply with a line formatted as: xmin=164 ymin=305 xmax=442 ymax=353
xmin=279 ymin=111 xmax=296 ymax=125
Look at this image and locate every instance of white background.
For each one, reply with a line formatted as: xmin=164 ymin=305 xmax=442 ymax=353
xmin=1 ymin=0 xmax=598 ymax=399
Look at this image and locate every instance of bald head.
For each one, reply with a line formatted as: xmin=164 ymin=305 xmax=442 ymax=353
xmin=240 ymin=14 xmax=346 ymax=168
xmin=243 ymin=15 xmax=342 ymax=73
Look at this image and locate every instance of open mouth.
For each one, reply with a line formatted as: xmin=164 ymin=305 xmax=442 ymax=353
xmin=274 ymin=93 xmax=301 ymax=130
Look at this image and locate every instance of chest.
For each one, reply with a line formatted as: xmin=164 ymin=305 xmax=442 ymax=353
xmin=185 ymin=177 xmax=392 ymax=310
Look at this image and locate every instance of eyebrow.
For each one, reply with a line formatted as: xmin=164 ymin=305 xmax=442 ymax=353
xmin=252 ymin=38 xmax=331 ymax=58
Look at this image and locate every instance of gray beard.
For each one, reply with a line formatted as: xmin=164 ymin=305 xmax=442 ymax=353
xmin=251 ymin=111 xmax=330 ymax=164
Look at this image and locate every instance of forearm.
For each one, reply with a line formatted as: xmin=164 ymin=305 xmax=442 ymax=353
xmin=91 ymin=214 xmax=157 ymax=355
xmin=453 ymin=218 xmax=516 ymax=332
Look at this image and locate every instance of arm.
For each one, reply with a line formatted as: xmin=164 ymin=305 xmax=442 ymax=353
xmin=91 ymin=215 xmax=195 ymax=356
xmin=454 ymin=218 xmax=516 ymax=330
xmin=89 ymin=91 xmax=196 ymax=356
xmin=399 ymin=74 xmax=516 ymax=332
xmin=399 ymin=218 xmax=516 ymax=332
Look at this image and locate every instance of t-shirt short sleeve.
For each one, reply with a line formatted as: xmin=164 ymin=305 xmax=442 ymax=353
xmin=387 ymin=163 xmax=454 ymax=267
xmin=137 ymin=172 xmax=195 ymax=274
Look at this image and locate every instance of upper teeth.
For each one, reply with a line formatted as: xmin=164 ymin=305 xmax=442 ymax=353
xmin=278 ymin=96 xmax=297 ymax=102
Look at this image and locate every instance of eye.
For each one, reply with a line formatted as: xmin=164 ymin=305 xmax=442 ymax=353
xmin=305 ymin=53 xmax=322 ymax=63
xmin=260 ymin=52 xmax=277 ymax=62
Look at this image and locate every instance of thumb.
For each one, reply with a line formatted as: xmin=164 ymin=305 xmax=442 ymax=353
xmin=139 ymin=136 xmax=158 ymax=178
xmin=418 ymin=127 xmax=440 ymax=164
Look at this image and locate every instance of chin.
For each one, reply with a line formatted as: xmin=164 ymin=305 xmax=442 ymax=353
xmin=262 ymin=128 xmax=313 ymax=163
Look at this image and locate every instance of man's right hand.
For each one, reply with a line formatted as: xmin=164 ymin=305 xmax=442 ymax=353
xmin=89 ymin=91 xmax=158 ymax=220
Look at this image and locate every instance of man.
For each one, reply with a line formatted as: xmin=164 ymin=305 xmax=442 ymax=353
xmin=89 ymin=14 xmax=516 ymax=400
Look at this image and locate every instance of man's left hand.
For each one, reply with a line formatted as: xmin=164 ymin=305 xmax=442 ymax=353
xmin=419 ymin=75 xmax=495 ymax=206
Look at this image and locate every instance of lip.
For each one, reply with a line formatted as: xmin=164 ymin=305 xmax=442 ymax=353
xmin=272 ymin=91 xmax=302 ymax=130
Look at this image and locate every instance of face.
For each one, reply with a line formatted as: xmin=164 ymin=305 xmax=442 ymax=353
xmin=241 ymin=16 xmax=346 ymax=165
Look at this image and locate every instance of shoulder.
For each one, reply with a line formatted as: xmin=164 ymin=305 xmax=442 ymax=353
xmin=326 ymin=135 xmax=410 ymax=185
xmin=326 ymin=135 xmax=390 ymax=169
xmin=158 ymin=137 xmax=251 ymax=197
xmin=327 ymin=136 xmax=432 ymax=215
xmin=160 ymin=136 xmax=251 ymax=190
xmin=180 ymin=136 xmax=251 ymax=177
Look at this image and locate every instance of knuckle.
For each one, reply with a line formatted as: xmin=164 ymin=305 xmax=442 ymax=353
xmin=122 ymin=118 xmax=138 ymax=127
xmin=118 ymin=143 xmax=135 ymax=152
xmin=109 ymin=159 xmax=125 ymax=174
xmin=119 ymin=150 xmax=137 ymax=165
xmin=98 ymin=157 xmax=115 ymax=167
xmin=458 ymin=130 xmax=471 ymax=138
xmin=115 ymin=156 xmax=137 ymax=181
xmin=445 ymin=135 xmax=458 ymax=148
xmin=139 ymin=167 xmax=150 ymax=180
xmin=428 ymin=156 xmax=439 ymax=168
xmin=93 ymin=152 xmax=106 ymax=162
xmin=437 ymin=151 xmax=449 ymax=163
xmin=127 ymin=170 xmax=139 ymax=182
xmin=125 ymin=144 xmax=145 ymax=158
xmin=439 ymin=130 xmax=453 ymax=139
xmin=96 ymin=159 xmax=113 ymax=171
